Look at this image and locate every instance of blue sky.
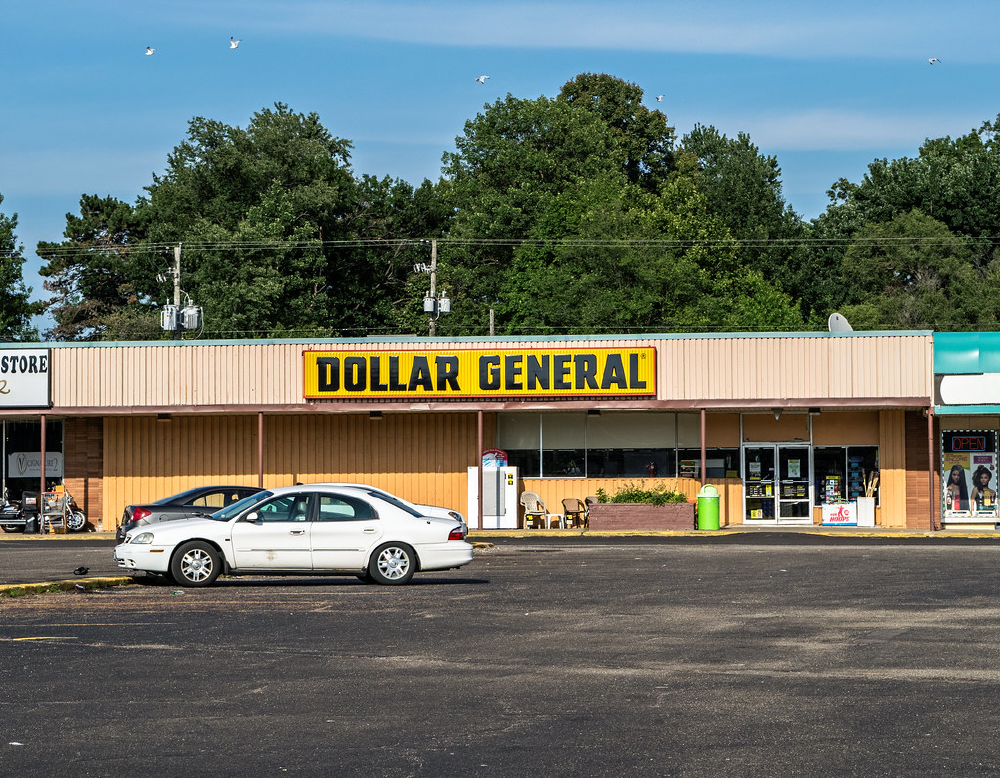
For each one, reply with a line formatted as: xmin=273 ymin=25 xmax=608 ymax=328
xmin=3 ymin=0 xmax=998 ymax=317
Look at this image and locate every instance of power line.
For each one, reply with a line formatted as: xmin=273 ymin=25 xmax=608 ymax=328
xmin=30 ymin=234 xmax=1000 ymax=258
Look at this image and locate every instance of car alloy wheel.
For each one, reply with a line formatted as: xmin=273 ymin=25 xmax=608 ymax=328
xmin=369 ymin=543 xmax=415 ymax=585
xmin=170 ymin=541 xmax=222 ymax=587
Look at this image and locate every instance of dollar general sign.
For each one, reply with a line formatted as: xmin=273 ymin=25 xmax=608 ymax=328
xmin=303 ymin=348 xmax=656 ymax=399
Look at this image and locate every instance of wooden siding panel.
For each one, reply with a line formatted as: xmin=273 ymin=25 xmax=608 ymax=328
xmin=50 ymin=334 xmax=934 ymax=410
xmin=904 ymin=410 xmax=935 ymax=530
xmin=879 ymin=410 xmax=907 ymax=528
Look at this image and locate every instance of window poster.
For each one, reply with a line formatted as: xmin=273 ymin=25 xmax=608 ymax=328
xmin=942 ymin=430 xmax=998 ymax=519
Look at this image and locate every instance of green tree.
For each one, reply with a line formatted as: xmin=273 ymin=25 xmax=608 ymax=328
xmin=837 ymin=210 xmax=993 ymax=330
xmin=441 ymin=74 xmax=799 ymax=335
xmin=36 ymin=194 xmax=150 ymax=340
xmin=680 ymin=125 xmax=812 ymax=320
xmin=39 ymin=104 xmax=442 ymax=340
xmin=0 ymin=195 xmax=39 ymax=341
xmin=557 ymin=72 xmax=675 ymax=191
xmin=812 ymin=115 xmax=1000 ymax=325
xmin=440 ymin=87 xmax=627 ymax=335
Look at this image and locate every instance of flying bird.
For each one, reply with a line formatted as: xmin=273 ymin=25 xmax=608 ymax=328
xmin=145 ymin=47 xmax=156 ymax=56
xmin=475 ymin=74 xmax=489 ymax=84
xmin=656 ymin=95 xmax=663 ymax=102
xmin=230 ymin=36 xmax=241 ymax=49
xmin=928 ymin=57 xmax=941 ymax=64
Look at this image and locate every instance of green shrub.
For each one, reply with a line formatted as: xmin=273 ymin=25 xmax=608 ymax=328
xmin=594 ymin=482 xmax=689 ymax=505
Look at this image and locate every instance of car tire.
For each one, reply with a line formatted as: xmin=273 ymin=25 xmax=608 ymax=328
xmin=368 ymin=542 xmax=416 ymax=585
xmin=170 ymin=541 xmax=222 ymax=587
xmin=1 ymin=524 xmax=24 ymax=533
xmin=66 ymin=511 xmax=87 ymax=533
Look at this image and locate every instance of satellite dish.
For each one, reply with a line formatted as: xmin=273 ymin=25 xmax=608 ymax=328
xmin=828 ymin=312 xmax=854 ymax=333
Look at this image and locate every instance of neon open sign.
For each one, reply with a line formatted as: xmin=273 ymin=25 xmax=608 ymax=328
xmin=952 ymin=436 xmax=987 ymax=451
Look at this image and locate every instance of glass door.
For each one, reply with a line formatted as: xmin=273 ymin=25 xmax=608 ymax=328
xmin=743 ymin=446 xmax=776 ymax=522
xmin=743 ymin=445 xmax=813 ymax=524
xmin=777 ymin=446 xmax=811 ymax=524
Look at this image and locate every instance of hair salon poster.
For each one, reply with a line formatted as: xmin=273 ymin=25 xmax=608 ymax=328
xmin=942 ymin=430 xmax=997 ymax=519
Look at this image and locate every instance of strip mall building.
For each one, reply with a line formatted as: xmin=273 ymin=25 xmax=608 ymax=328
xmin=4 ymin=329 xmax=998 ymax=532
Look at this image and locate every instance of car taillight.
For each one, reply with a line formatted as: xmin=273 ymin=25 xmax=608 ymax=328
xmin=448 ymin=527 xmax=466 ymax=541
xmin=132 ymin=507 xmax=152 ymax=521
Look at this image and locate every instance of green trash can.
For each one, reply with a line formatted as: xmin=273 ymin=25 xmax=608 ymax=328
xmin=697 ymin=484 xmax=720 ymax=530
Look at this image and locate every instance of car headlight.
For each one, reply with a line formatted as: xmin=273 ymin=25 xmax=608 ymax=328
xmin=130 ymin=532 xmax=155 ymax=544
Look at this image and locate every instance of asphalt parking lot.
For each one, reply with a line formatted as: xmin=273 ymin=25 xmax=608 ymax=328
xmin=4 ymin=537 xmax=1000 ymax=776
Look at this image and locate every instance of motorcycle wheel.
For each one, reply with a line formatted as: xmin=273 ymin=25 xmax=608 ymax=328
xmin=2 ymin=524 xmax=25 ymax=533
xmin=66 ymin=511 xmax=87 ymax=533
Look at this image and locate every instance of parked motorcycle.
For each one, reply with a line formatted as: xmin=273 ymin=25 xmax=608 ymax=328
xmin=0 ymin=491 xmax=24 ymax=533
xmin=0 ymin=490 xmax=87 ymax=533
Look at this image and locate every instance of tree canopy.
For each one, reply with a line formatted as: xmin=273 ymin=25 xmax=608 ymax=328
xmin=33 ymin=76 xmax=1000 ymax=340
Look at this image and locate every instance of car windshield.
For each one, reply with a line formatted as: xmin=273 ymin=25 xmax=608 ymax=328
xmin=210 ymin=491 xmax=273 ymax=521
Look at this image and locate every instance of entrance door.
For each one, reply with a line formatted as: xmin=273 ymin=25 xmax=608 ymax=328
xmin=743 ymin=445 xmax=812 ymax=524
xmin=777 ymin=446 xmax=811 ymax=524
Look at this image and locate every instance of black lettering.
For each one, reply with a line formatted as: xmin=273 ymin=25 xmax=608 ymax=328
xmin=28 ymin=355 xmax=37 ymax=373
xmin=629 ymin=353 xmax=647 ymax=389
xmin=0 ymin=357 xmax=7 ymax=374
xmin=480 ymin=356 xmax=501 ymax=390
xmin=408 ymin=356 xmax=433 ymax=391
xmin=388 ymin=356 xmax=406 ymax=391
xmin=345 ymin=357 xmax=366 ymax=391
xmin=575 ymin=354 xmax=598 ymax=389
xmin=317 ymin=357 xmax=339 ymax=392
xmin=18 ymin=356 xmax=27 ymax=373
xmin=38 ymin=355 xmax=48 ymax=372
xmin=554 ymin=355 xmax=571 ymax=390
xmin=504 ymin=355 xmax=523 ymax=391
xmin=436 ymin=356 xmax=460 ymax=391
xmin=370 ymin=356 xmax=388 ymax=391
xmin=526 ymin=355 xmax=549 ymax=390
xmin=601 ymin=355 xmax=627 ymax=389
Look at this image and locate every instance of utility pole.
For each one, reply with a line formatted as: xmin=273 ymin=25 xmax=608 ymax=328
xmin=173 ymin=244 xmax=182 ymax=340
xmin=428 ymin=239 xmax=437 ymax=337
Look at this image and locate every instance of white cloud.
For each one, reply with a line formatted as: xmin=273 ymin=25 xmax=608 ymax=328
xmin=201 ymin=0 xmax=1000 ymax=61
xmin=683 ymin=109 xmax=987 ymax=153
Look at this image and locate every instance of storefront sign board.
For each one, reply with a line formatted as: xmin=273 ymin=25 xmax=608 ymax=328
xmin=0 ymin=349 xmax=50 ymax=408
xmin=8 ymin=451 xmax=64 ymax=478
xmin=303 ymin=347 xmax=656 ymax=399
xmin=822 ymin=502 xmax=857 ymax=525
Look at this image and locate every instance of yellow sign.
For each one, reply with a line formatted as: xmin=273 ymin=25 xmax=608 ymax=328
xmin=303 ymin=348 xmax=656 ymax=399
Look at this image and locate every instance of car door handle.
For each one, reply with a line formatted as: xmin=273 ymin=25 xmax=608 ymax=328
xmin=364 ymin=528 xmax=377 ymax=533
xmin=289 ymin=529 xmax=306 ymax=535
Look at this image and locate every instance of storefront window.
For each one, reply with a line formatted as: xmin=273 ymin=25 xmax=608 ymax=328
xmin=814 ymin=446 xmax=879 ymax=505
xmin=677 ymin=449 xmax=740 ymax=479
xmin=3 ymin=419 xmax=64 ymax=501
xmin=498 ymin=412 xmax=721 ymax=479
xmin=941 ymin=430 xmax=997 ymax=520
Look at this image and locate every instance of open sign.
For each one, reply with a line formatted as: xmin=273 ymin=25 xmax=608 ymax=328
xmin=952 ymin=436 xmax=987 ymax=451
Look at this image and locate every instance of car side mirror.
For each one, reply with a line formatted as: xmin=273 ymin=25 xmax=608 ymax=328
xmin=243 ymin=511 xmax=261 ymax=523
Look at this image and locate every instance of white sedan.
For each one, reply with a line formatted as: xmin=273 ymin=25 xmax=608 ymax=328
xmin=113 ymin=484 xmax=473 ymax=587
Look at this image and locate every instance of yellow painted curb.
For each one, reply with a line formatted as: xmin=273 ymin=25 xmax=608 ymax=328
xmin=0 ymin=576 xmax=133 ymax=597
